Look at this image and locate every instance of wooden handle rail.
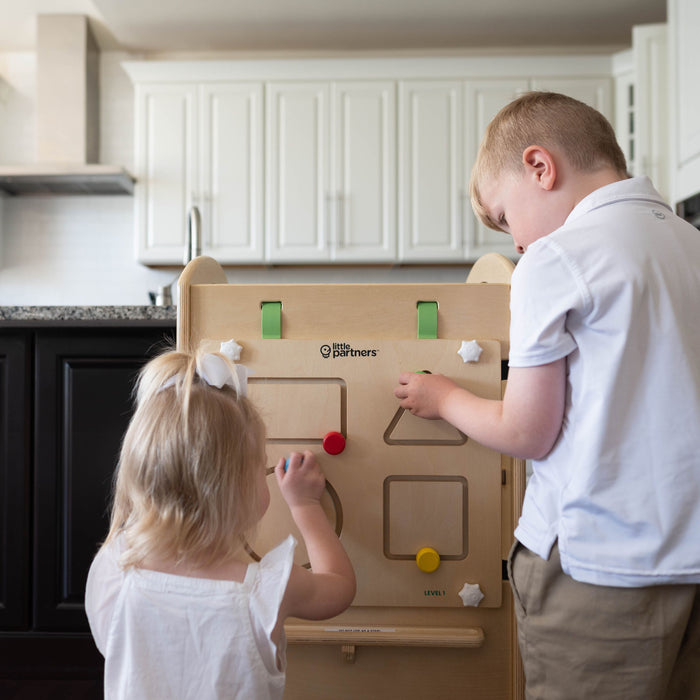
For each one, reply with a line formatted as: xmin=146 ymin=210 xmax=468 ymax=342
xmin=285 ymin=624 xmax=485 ymax=649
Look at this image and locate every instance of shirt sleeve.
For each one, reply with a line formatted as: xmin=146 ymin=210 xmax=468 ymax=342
xmin=85 ymin=538 xmax=125 ymax=656
xmin=248 ymin=536 xmax=296 ymax=674
xmin=249 ymin=535 xmax=297 ymax=672
xmin=508 ymin=239 xmax=589 ymax=368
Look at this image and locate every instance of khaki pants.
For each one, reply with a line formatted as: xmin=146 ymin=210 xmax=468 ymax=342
xmin=508 ymin=541 xmax=700 ymax=700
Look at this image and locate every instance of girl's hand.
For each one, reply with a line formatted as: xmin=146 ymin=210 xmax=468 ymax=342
xmin=275 ymin=450 xmax=326 ymax=508
xmin=274 ymin=449 xmax=356 ymax=626
xmin=393 ymin=372 xmax=459 ymax=419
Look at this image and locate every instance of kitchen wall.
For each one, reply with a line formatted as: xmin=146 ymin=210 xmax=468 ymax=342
xmin=0 ymin=51 xmax=474 ymax=306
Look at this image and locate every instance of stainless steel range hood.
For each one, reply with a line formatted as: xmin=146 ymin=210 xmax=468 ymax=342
xmin=0 ymin=15 xmax=134 ymax=196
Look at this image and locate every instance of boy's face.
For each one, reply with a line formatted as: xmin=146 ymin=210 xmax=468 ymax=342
xmin=479 ymin=167 xmax=569 ymax=254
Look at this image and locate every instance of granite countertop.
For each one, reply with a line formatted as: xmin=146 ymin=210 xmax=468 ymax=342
xmin=0 ymin=306 xmax=177 ymax=325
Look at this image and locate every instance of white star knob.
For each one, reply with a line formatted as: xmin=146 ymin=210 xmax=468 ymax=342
xmin=220 ymin=339 xmax=243 ymax=361
xmin=458 ymin=582 xmax=484 ymax=607
xmin=457 ymin=340 xmax=483 ymax=363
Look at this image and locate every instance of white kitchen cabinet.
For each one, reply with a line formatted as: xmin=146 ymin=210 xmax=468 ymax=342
xmin=398 ymin=78 xmax=529 ymax=262
xmin=613 ymin=25 xmax=669 ymax=201
xmin=133 ymin=82 xmax=197 ymax=264
xmin=398 ymin=80 xmax=464 ymax=261
xmin=613 ymin=50 xmax=635 ymax=173
xmin=126 ymin=56 xmax=616 ymax=267
xmin=632 ymin=25 xmax=669 ymax=199
xmin=265 ymin=82 xmax=329 ymax=263
xmin=200 ymin=83 xmax=264 ymax=262
xmin=132 ymin=80 xmax=263 ymax=265
xmin=399 ymin=75 xmax=611 ymax=262
xmin=670 ymin=0 xmax=700 ymax=204
xmin=331 ymin=81 xmax=396 ymax=262
xmin=464 ymin=79 xmax=530 ymax=260
xmin=265 ymin=80 xmax=395 ymax=263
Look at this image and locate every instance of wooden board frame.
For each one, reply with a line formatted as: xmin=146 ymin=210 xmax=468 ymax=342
xmin=177 ymin=254 xmax=526 ymax=700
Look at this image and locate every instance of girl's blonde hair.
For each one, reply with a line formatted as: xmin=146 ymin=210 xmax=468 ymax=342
xmin=106 ymin=347 xmax=267 ymax=569
xmin=470 ymin=91 xmax=628 ymax=231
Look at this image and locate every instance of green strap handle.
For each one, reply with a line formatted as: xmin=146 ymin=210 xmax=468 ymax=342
xmin=417 ymin=301 xmax=438 ymax=339
xmin=261 ymin=301 xmax=282 ymax=339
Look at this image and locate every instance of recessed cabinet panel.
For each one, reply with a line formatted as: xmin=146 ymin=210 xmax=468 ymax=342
xmin=332 ymin=82 xmax=396 ymax=261
xmin=135 ymin=83 xmax=197 ymax=264
xmin=266 ymin=82 xmax=330 ymax=262
xmin=201 ymin=84 xmax=264 ymax=262
xmin=398 ymin=81 xmax=464 ymax=261
xmin=33 ymin=329 xmax=173 ymax=632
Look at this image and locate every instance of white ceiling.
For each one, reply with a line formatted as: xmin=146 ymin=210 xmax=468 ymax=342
xmin=0 ymin=0 xmax=666 ymax=53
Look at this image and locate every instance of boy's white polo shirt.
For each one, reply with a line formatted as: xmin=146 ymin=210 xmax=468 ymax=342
xmin=509 ymin=176 xmax=700 ymax=587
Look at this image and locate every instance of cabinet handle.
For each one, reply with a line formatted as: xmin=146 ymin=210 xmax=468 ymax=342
xmin=185 ymin=205 xmax=202 ymax=264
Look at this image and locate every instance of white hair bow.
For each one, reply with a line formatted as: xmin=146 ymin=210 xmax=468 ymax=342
xmin=159 ymin=353 xmax=252 ymax=397
xmin=197 ymin=353 xmax=252 ymax=397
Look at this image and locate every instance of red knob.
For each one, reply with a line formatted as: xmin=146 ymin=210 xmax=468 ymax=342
xmin=323 ymin=431 xmax=346 ymax=455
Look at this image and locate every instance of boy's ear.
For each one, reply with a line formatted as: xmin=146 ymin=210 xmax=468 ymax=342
xmin=522 ymin=145 xmax=556 ymax=191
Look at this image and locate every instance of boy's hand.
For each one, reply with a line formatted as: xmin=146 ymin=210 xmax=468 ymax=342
xmin=394 ymin=372 xmax=459 ymax=419
xmin=275 ymin=450 xmax=326 ymax=508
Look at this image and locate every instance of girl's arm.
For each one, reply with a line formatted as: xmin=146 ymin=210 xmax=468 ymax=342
xmin=394 ymin=359 xmax=566 ymax=460
xmin=275 ymin=451 xmax=356 ymax=622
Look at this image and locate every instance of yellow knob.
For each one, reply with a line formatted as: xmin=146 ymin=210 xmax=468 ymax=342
xmin=416 ymin=547 xmax=441 ymax=573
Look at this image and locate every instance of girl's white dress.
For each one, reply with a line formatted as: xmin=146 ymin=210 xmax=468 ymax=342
xmin=85 ymin=535 xmax=296 ymax=700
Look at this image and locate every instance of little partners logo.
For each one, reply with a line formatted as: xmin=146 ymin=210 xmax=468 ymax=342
xmin=320 ymin=342 xmax=378 ymax=359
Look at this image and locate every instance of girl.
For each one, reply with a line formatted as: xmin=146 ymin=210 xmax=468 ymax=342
xmin=86 ymin=348 xmax=356 ymax=699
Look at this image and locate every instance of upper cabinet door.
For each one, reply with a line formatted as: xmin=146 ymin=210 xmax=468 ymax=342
xmin=464 ymin=79 xmax=529 ymax=261
xmin=200 ymin=83 xmax=264 ymax=263
xmin=265 ymin=82 xmax=331 ymax=263
xmin=631 ymin=24 xmax=669 ymax=200
xmin=134 ymin=83 xmax=198 ymax=265
xmin=331 ymin=81 xmax=397 ymax=262
xmin=398 ymin=80 xmax=464 ymax=261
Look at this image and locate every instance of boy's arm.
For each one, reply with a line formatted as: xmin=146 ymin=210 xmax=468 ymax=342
xmin=394 ymin=359 xmax=566 ymax=460
xmin=275 ymin=452 xmax=356 ymax=621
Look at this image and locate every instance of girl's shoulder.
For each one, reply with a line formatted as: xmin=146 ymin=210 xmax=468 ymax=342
xmin=138 ymin=554 xmax=249 ymax=582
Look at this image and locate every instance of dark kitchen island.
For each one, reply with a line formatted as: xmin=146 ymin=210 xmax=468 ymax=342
xmin=0 ymin=307 xmax=176 ymax=699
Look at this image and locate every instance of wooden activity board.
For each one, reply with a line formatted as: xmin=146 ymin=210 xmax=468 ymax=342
xmin=178 ymin=254 xmax=525 ymax=700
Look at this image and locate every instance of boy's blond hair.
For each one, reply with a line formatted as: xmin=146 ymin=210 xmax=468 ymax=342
xmin=470 ymin=91 xmax=628 ymax=231
xmin=106 ymin=347 xmax=267 ymax=569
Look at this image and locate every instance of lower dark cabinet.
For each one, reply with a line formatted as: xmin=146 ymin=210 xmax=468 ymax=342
xmin=0 ymin=330 xmax=31 ymax=631
xmin=0 ymin=323 xmax=174 ymax=692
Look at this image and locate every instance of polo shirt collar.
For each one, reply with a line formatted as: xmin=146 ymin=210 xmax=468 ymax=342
xmin=565 ymin=176 xmax=671 ymax=226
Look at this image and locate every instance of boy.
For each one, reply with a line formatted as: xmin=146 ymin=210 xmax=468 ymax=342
xmin=394 ymin=92 xmax=700 ymax=699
